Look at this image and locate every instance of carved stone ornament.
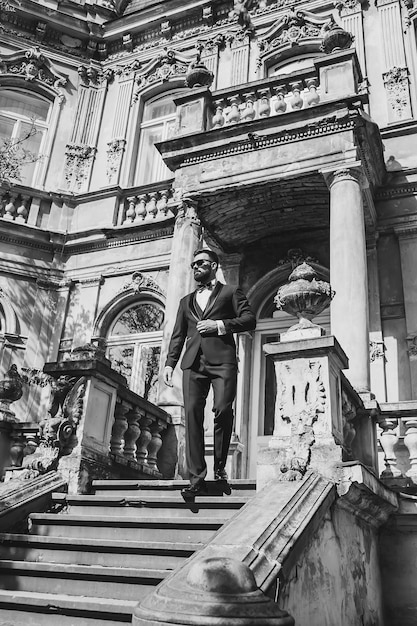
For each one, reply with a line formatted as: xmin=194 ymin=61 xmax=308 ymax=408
xmin=21 ymin=376 xmax=86 ymax=478
xmin=320 ymin=16 xmax=354 ymax=54
xmin=106 ymin=139 xmax=126 ymax=184
xmin=257 ymin=9 xmax=328 ymax=64
xmin=335 ymin=0 xmax=364 ymax=14
xmin=277 ymin=247 xmax=319 ymax=269
xmin=78 ymin=65 xmax=114 ymax=86
xmin=407 ymin=334 xmax=417 ymax=357
xmin=185 ymin=44 xmax=214 ymax=88
xmin=341 ymin=388 xmax=357 ymax=457
xmin=0 ymin=47 xmax=68 ymax=101
xmin=120 ymin=271 xmax=163 ymax=295
xmin=62 ymin=342 xmax=108 ymax=362
xmin=229 ymin=0 xmax=258 ymax=32
xmin=383 ymin=66 xmax=411 ymax=121
xmin=64 ymin=143 xmax=97 ymax=193
xmin=132 ymin=48 xmax=190 ymax=102
xmin=274 ymin=263 xmax=334 ymax=331
xmin=370 ymin=340 xmax=385 ymax=362
xmin=272 ymin=360 xmax=326 ymax=480
xmin=0 ymin=364 xmax=23 ymax=422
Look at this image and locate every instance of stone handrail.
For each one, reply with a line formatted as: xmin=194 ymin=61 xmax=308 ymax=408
xmin=0 ymin=183 xmax=52 ymax=227
xmin=377 ymin=401 xmax=417 ymax=488
xmin=119 ymin=180 xmax=177 ymax=227
xmin=111 ymin=383 xmax=172 ymax=474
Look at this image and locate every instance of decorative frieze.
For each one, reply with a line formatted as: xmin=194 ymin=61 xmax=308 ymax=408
xmin=64 ymin=144 xmax=97 ymax=193
xmin=383 ymin=66 xmax=412 ymax=121
xmin=0 ymin=46 xmax=68 ymax=101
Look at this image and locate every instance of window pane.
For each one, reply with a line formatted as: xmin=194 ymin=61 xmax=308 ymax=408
xmin=137 ymin=126 xmax=164 ymax=185
xmin=0 ymin=89 xmax=50 ymax=122
xmin=143 ymin=95 xmax=176 ymax=122
xmin=17 ymin=122 xmax=44 ymax=185
xmin=108 ymin=344 xmax=135 ymax=385
xmin=112 ymin=303 xmax=164 ymax=335
xmin=143 ymin=345 xmax=160 ymax=403
xmin=0 ymin=115 xmax=15 ymax=141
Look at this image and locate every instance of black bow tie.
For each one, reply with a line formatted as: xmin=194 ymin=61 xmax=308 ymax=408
xmin=197 ymin=283 xmax=214 ymax=292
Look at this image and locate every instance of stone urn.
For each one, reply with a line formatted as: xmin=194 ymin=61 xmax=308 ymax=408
xmin=274 ymin=263 xmax=334 ymax=335
xmin=0 ymin=364 xmax=23 ymax=422
xmin=185 ymin=59 xmax=214 ymax=88
xmin=321 ymin=17 xmax=354 ymax=54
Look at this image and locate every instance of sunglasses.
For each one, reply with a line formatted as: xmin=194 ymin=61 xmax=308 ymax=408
xmin=190 ymin=259 xmax=212 ymax=269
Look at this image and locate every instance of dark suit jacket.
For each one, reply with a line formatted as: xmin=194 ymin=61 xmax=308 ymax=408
xmin=166 ymin=282 xmax=256 ymax=370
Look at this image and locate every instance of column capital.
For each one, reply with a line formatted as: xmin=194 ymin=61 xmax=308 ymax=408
xmin=321 ymin=164 xmax=368 ymax=189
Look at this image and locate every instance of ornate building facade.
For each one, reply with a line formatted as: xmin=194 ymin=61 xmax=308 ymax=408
xmin=0 ymin=0 xmax=416 ymax=483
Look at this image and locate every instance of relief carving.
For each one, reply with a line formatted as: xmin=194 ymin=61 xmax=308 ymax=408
xmin=21 ymin=376 xmax=86 ymax=478
xmin=64 ymin=144 xmax=97 ymax=192
xmin=273 ymin=360 xmax=326 ymax=480
xmin=120 ymin=271 xmax=164 ymax=296
xmin=383 ymin=66 xmax=412 ymax=121
xmin=132 ymin=48 xmax=189 ymax=102
xmin=106 ymin=139 xmax=126 ymax=184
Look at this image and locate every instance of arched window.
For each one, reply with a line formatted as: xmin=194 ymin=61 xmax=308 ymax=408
xmin=106 ymin=300 xmax=164 ymax=403
xmin=0 ymin=88 xmax=52 ymax=185
xmin=135 ymin=92 xmax=177 ymax=186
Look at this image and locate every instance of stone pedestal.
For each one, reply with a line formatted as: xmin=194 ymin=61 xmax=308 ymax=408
xmin=258 ymin=336 xmax=349 ymax=489
xmin=325 ymin=167 xmax=370 ymax=392
xmin=158 ymin=200 xmax=202 ymax=478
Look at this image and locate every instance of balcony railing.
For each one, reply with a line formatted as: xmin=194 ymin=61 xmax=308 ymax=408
xmin=0 ymin=185 xmax=52 ymax=228
xmin=378 ymin=402 xmax=417 ymax=488
xmin=119 ymin=181 xmax=177 ymax=227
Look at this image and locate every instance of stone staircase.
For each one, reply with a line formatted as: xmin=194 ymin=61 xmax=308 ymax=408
xmin=0 ymin=478 xmax=256 ymax=625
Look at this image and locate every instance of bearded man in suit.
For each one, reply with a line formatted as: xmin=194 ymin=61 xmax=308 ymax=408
xmin=163 ymin=249 xmax=256 ymax=499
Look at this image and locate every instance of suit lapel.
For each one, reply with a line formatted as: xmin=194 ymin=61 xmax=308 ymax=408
xmin=203 ymin=282 xmax=223 ymax=319
xmin=189 ymin=292 xmax=202 ymax=321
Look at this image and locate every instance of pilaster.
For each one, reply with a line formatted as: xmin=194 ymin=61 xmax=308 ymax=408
xmin=367 ymin=235 xmax=387 ymax=402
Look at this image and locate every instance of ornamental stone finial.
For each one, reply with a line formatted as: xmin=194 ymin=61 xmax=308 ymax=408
xmin=275 ymin=262 xmax=334 ymax=341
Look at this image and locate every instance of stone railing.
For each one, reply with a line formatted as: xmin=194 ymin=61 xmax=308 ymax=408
xmin=173 ymin=48 xmax=364 ymax=139
xmin=0 ymin=184 xmax=52 ymax=227
xmin=110 ymin=383 xmax=172 ymax=474
xmin=2 ymin=351 xmax=173 ymax=493
xmin=377 ymin=401 xmax=417 ymax=489
xmin=119 ymin=181 xmax=177 ymax=226
xmin=209 ymin=70 xmax=320 ymax=129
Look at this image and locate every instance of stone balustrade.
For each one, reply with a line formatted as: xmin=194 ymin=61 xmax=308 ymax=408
xmin=121 ymin=183 xmax=177 ymax=226
xmin=110 ymin=384 xmax=171 ymax=474
xmin=210 ymin=71 xmax=320 ymax=130
xmin=377 ymin=401 xmax=417 ymax=488
xmin=0 ymin=185 xmax=52 ymax=227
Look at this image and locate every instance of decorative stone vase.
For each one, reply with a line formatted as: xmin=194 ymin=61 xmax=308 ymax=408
xmin=321 ymin=18 xmax=354 ymax=54
xmin=185 ymin=61 xmax=214 ymax=88
xmin=0 ymin=364 xmax=23 ymax=423
xmin=274 ymin=262 xmax=334 ymax=333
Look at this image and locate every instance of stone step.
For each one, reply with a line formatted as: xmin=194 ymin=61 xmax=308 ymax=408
xmin=92 ymin=478 xmax=257 ymax=498
xmin=0 ymin=590 xmax=136 ymax=625
xmin=0 ymin=533 xmax=198 ymax=569
xmin=29 ymin=513 xmax=225 ymax=543
xmin=51 ymin=492 xmax=248 ymax=518
xmin=0 ymin=560 xmax=166 ymax=601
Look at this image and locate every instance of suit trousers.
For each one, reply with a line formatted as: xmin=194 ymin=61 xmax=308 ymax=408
xmin=182 ymin=354 xmax=238 ymax=485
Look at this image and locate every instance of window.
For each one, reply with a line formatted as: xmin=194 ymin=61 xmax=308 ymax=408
xmin=0 ymin=89 xmax=51 ymax=186
xmin=135 ymin=93 xmax=177 ymax=186
xmin=267 ymin=56 xmax=316 ymax=77
xmin=106 ymin=301 xmax=164 ymax=404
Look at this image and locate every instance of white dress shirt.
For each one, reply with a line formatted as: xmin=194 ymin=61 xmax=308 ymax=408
xmin=195 ymin=280 xmax=226 ymax=335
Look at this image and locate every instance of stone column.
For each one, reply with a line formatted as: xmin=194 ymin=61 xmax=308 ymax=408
xmin=394 ymin=227 xmax=417 ymax=399
xmin=325 ymin=167 xmax=370 ymax=392
xmin=157 ymin=199 xmax=202 ymax=477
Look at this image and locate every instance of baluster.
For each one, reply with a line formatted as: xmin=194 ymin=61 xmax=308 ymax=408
xmin=159 ymin=189 xmax=170 ymax=216
xmin=15 ymin=195 xmax=30 ymax=224
xmin=274 ymin=86 xmax=287 ymax=114
xmin=3 ymin=194 xmax=17 ymax=221
xmin=147 ymin=419 xmax=165 ymax=470
xmin=110 ymin=400 xmax=129 ymax=455
xmin=9 ymin=431 xmax=25 ymax=467
xmin=404 ymin=417 xmax=417 ymax=481
xmin=123 ymin=406 xmax=142 ymax=460
xmin=212 ymin=100 xmax=225 ymax=129
xmin=24 ymin=430 xmax=38 ymax=458
xmin=378 ymin=418 xmax=402 ymax=478
xmin=258 ymin=89 xmax=271 ymax=118
xmin=124 ymin=196 xmax=137 ymax=223
xmin=136 ymin=413 xmax=152 ymax=464
xmin=305 ymin=78 xmax=320 ymax=107
xmin=227 ymin=96 xmax=241 ymax=124
xmin=136 ymin=194 xmax=147 ymax=220
xmin=289 ymin=81 xmax=304 ymax=110
xmin=241 ymin=93 xmax=256 ymax=122
xmin=148 ymin=192 xmax=158 ymax=219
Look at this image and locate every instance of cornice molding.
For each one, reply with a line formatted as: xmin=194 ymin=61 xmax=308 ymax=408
xmin=65 ymin=225 xmax=174 ymax=255
xmin=376 ymin=183 xmax=417 ymax=200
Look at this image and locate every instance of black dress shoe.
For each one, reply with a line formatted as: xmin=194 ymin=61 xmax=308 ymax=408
xmin=181 ymin=482 xmax=208 ymax=500
xmin=214 ymin=470 xmax=232 ymax=495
